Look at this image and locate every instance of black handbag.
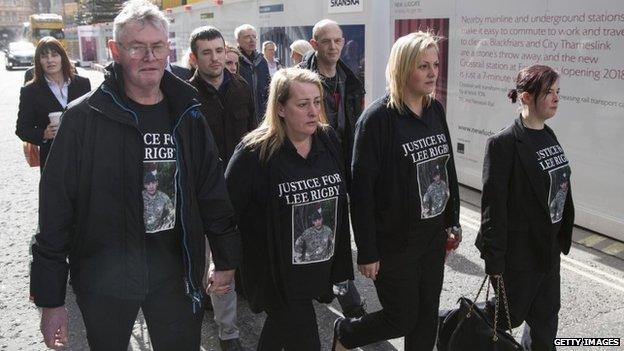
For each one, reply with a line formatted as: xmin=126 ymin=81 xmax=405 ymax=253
xmin=439 ymin=275 xmax=523 ymax=351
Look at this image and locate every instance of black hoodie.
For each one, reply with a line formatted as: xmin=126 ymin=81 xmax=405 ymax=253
xmin=30 ymin=63 xmax=240 ymax=311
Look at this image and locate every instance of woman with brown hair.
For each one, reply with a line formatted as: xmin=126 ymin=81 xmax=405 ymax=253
xmin=16 ymin=36 xmax=91 ymax=171
xmin=476 ymin=64 xmax=574 ymax=350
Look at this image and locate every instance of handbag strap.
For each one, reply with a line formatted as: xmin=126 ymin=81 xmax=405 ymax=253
xmin=492 ymin=275 xmax=516 ymax=341
xmin=498 ymin=276 xmax=515 ymax=337
xmin=472 ymin=275 xmax=488 ymax=302
xmin=467 ymin=275 xmax=489 ymax=317
xmin=468 ymin=275 xmax=517 ymax=342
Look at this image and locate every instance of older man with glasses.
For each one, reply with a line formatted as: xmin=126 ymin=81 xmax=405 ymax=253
xmin=29 ymin=1 xmax=240 ymax=350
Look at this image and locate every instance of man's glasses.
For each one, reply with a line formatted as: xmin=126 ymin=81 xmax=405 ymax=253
xmin=118 ymin=43 xmax=169 ymax=59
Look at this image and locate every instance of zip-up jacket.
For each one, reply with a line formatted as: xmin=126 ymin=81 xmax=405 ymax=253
xmin=299 ymin=52 xmax=365 ymax=189
xmin=189 ymin=69 xmax=256 ymax=165
xmin=237 ymin=49 xmax=270 ymax=124
xmin=30 ymin=63 xmax=241 ymax=309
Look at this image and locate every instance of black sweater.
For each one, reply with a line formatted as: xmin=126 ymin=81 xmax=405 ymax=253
xmin=225 ymin=127 xmax=354 ymax=313
xmin=350 ymin=95 xmax=460 ymax=264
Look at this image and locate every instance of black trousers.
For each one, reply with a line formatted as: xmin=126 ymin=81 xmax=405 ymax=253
xmin=336 ymin=280 xmax=364 ymax=316
xmin=488 ymin=258 xmax=561 ymax=351
xmin=257 ymin=299 xmax=320 ymax=351
xmin=75 ymin=281 xmax=204 ymax=351
xmin=339 ymin=230 xmax=446 ymax=350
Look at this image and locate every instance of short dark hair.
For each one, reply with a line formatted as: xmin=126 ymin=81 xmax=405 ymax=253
xmin=144 ymin=172 xmax=157 ymax=184
xmin=189 ymin=26 xmax=225 ymax=56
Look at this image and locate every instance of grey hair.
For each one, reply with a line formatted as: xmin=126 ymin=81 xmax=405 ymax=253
xmin=113 ymin=0 xmax=169 ymax=42
xmin=289 ymin=39 xmax=313 ymax=56
xmin=234 ymin=24 xmax=256 ymax=40
xmin=262 ymin=40 xmax=276 ymax=52
xmin=312 ymin=19 xmax=340 ymax=40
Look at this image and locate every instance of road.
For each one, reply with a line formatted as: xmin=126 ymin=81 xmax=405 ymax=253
xmin=0 ymin=60 xmax=622 ymax=350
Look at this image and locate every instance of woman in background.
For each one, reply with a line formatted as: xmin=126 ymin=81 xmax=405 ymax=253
xmin=16 ymin=36 xmax=91 ymax=172
xmin=225 ymin=43 xmax=241 ymax=74
xmin=262 ymin=40 xmax=283 ymax=76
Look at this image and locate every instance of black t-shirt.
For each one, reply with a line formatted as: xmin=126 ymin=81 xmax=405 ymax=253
xmin=274 ymin=132 xmax=346 ymax=299
xmin=128 ymin=97 xmax=184 ymax=291
xmin=321 ymin=70 xmax=346 ymax=142
xmin=395 ymin=103 xmax=452 ymax=231
xmin=524 ymin=126 xmax=571 ymax=253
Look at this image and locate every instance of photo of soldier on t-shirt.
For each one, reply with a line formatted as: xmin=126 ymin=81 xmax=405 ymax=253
xmin=417 ymin=155 xmax=450 ymax=219
xmin=143 ymin=161 xmax=176 ymax=233
xmin=292 ymin=198 xmax=337 ymax=264
xmin=548 ymin=165 xmax=571 ymax=224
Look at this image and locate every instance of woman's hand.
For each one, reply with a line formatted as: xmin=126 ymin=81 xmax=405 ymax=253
xmin=446 ymin=226 xmax=463 ymax=250
xmin=43 ymin=123 xmax=59 ymax=140
xmin=358 ymin=261 xmax=380 ymax=281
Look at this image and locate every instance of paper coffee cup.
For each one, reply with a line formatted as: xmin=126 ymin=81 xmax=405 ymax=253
xmin=48 ymin=112 xmax=62 ymax=126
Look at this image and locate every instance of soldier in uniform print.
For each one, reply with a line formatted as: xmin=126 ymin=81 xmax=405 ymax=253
xmin=422 ymin=164 xmax=449 ymax=218
xmin=294 ymin=207 xmax=334 ymax=263
xmin=142 ymin=171 xmax=175 ymax=232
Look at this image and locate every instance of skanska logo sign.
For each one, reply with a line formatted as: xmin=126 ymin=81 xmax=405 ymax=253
xmin=328 ymin=0 xmax=363 ymax=13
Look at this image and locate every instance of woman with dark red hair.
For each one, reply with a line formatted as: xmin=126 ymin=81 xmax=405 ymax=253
xmin=476 ymin=64 xmax=575 ymax=350
xmin=16 ymin=36 xmax=91 ymax=172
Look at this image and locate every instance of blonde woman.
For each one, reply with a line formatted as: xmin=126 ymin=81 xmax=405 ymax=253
xmin=333 ymin=31 xmax=461 ymax=350
xmin=225 ymin=67 xmax=353 ymax=350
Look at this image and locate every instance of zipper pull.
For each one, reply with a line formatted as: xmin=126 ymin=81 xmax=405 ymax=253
xmin=183 ymin=277 xmax=190 ymax=295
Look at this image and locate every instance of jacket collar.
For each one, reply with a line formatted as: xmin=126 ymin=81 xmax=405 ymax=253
xmin=190 ymin=68 xmax=232 ymax=96
xmin=89 ymin=62 xmax=200 ymax=126
xmin=34 ymin=78 xmax=64 ymax=112
xmin=511 ymin=116 xmax=556 ymax=211
xmin=67 ymin=78 xmax=84 ymax=102
xmin=37 ymin=76 xmax=83 ymax=110
xmin=239 ymin=48 xmax=263 ymax=66
xmin=300 ymin=51 xmax=364 ymax=95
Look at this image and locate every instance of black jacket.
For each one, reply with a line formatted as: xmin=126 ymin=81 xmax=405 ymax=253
xmin=225 ymin=128 xmax=354 ymax=313
xmin=476 ymin=117 xmax=574 ymax=274
xmin=189 ymin=69 xmax=256 ymax=165
xmin=170 ymin=63 xmax=193 ymax=81
xmin=299 ymin=52 xmax=365 ymax=186
xmin=16 ymin=75 xmax=91 ymax=167
xmin=237 ymin=49 xmax=270 ymax=124
xmin=350 ymin=96 xmax=460 ymax=264
xmin=30 ymin=63 xmax=240 ymax=309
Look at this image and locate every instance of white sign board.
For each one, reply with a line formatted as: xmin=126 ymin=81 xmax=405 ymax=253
xmin=393 ymin=0 xmax=624 ymax=239
xmin=169 ymin=0 xmax=624 ymax=241
xmin=328 ymin=0 xmax=363 ymax=14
